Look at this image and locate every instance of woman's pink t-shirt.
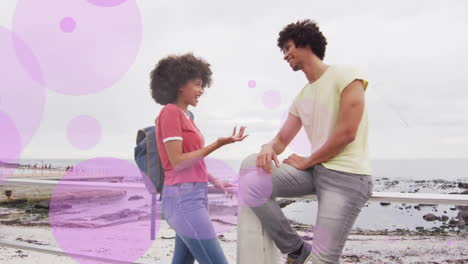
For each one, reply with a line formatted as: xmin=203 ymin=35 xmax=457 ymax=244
xmin=155 ymin=104 xmax=208 ymax=185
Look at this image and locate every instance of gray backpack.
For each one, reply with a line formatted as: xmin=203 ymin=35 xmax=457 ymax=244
xmin=134 ymin=111 xmax=194 ymax=240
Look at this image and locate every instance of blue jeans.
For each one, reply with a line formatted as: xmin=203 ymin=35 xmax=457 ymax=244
xmin=162 ymin=182 xmax=228 ymax=264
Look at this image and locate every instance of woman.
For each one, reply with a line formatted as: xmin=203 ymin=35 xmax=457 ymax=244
xmin=150 ymin=53 xmax=247 ymax=264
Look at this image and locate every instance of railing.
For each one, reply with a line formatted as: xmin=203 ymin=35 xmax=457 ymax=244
xmin=236 ymin=192 xmax=468 ymax=264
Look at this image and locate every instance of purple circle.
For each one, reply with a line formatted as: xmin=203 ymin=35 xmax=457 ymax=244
xmin=280 ymin=111 xmax=311 ymax=156
xmin=87 ymin=0 xmax=128 ymax=7
xmin=262 ymin=90 xmax=281 ymax=109
xmin=0 ymin=26 xmax=45 ymax=149
xmin=49 ymin=157 xmax=156 ymax=264
xmin=238 ymin=167 xmax=272 ymax=207
xmin=60 ymin=17 xmax=76 ymax=33
xmin=13 ymin=0 xmax=142 ymax=95
xmin=304 ymin=225 xmax=333 ymax=256
xmin=204 ymin=157 xmax=239 ymax=236
xmin=248 ymin=80 xmax=256 ymax=88
xmin=0 ymin=112 xmax=22 ymax=183
xmin=66 ymin=115 xmax=102 ymax=150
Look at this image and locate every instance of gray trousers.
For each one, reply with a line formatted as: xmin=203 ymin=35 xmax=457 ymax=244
xmin=240 ymin=154 xmax=373 ymax=264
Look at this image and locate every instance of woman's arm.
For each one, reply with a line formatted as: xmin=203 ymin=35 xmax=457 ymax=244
xmin=164 ymin=126 xmax=248 ymax=171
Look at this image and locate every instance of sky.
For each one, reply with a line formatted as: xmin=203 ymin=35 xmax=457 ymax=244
xmin=1 ymin=0 xmax=468 ymax=161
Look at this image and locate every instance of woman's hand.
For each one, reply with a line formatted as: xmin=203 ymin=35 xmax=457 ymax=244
xmin=210 ymin=178 xmax=237 ymax=198
xmin=217 ymin=126 xmax=248 ymax=146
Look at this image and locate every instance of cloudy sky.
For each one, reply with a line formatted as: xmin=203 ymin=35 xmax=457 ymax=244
xmin=1 ymin=0 xmax=467 ymax=161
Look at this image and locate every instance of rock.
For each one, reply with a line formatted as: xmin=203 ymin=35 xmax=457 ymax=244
xmin=128 ymin=195 xmax=144 ymax=201
xmin=415 ymin=226 xmax=425 ymax=231
xmin=423 ymin=213 xmax=438 ymax=221
xmin=49 ymin=203 xmax=72 ymax=212
xmin=440 ymin=215 xmax=449 ymax=222
xmin=0 ymin=198 xmax=28 ymax=207
xmin=380 ymin=202 xmax=391 ymax=206
xmin=33 ymin=201 xmax=49 ymax=209
xmin=419 ymin=204 xmax=437 ymax=207
xmin=459 ymin=211 xmax=468 ymax=223
xmin=278 ymin=199 xmax=296 ymax=208
xmin=19 ymin=215 xmax=41 ymax=224
xmin=460 ymin=190 xmax=468 ymax=195
xmin=448 ymin=219 xmax=458 ymax=227
xmin=458 ymin=182 xmax=468 ymax=189
xmin=91 ymin=209 xmax=146 ymax=221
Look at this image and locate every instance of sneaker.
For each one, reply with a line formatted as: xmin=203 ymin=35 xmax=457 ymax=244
xmin=285 ymin=242 xmax=312 ymax=264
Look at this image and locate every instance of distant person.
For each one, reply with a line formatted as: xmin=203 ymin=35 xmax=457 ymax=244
xmin=150 ymin=53 xmax=248 ymax=264
xmin=240 ymin=19 xmax=373 ymax=264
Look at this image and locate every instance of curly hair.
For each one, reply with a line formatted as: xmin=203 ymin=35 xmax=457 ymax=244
xmin=277 ymin=19 xmax=328 ymax=60
xmin=150 ymin=53 xmax=212 ymax=105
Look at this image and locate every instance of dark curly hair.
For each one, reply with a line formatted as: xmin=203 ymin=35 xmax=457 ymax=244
xmin=150 ymin=53 xmax=212 ymax=105
xmin=277 ymin=19 xmax=328 ymax=60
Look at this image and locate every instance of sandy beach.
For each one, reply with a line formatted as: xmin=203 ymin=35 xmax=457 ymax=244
xmin=1 ymin=222 xmax=468 ymax=264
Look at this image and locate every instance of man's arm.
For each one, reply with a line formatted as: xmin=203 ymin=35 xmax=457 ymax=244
xmin=284 ymin=79 xmax=365 ymax=169
xmin=257 ymin=113 xmax=302 ymax=173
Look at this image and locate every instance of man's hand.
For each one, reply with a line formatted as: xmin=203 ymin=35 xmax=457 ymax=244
xmin=256 ymin=144 xmax=280 ymax=174
xmin=283 ymin=154 xmax=308 ymax=171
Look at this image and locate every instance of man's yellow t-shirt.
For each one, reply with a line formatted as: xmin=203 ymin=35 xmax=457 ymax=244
xmin=289 ymin=64 xmax=371 ymax=175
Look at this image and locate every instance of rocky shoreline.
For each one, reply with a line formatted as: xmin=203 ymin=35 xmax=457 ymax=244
xmin=0 ymin=177 xmax=467 ymax=236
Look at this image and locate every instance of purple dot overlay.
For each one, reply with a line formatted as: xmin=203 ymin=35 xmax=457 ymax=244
xmin=248 ymin=80 xmax=256 ymax=88
xmin=0 ymin=26 xmax=45 ymax=149
xmin=13 ymin=0 xmax=142 ymax=95
xmin=303 ymin=225 xmax=333 ymax=256
xmin=446 ymin=240 xmax=453 ymax=247
xmin=49 ymin=157 xmax=156 ymax=264
xmin=238 ymin=167 xmax=272 ymax=207
xmin=388 ymin=237 xmax=397 ymax=244
xmin=0 ymin=112 xmax=22 ymax=183
xmin=60 ymin=17 xmax=76 ymax=33
xmin=205 ymin=157 xmax=239 ymax=236
xmin=12 ymin=31 xmax=45 ymax=85
xmin=66 ymin=115 xmax=102 ymax=150
xmin=87 ymin=0 xmax=128 ymax=7
xmin=262 ymin=90 xmax=281 ymax=109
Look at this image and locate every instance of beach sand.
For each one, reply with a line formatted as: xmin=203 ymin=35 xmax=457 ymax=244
xmin=1 ymin=221 xmax=468 ymax=264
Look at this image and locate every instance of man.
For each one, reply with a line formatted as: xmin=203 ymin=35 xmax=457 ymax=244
xmin=240 ymin=19 xmax=373 ymax=264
